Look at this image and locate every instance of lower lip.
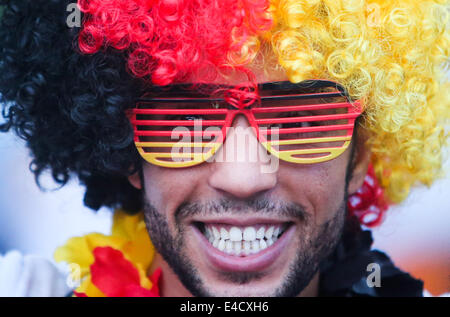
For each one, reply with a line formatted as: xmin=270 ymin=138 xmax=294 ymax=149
xmin=192 ymin=224 xmax=296 ymax=272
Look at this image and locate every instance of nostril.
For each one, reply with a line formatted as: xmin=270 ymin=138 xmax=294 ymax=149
xmin=208 ymin=164 xmax=277 ymax=199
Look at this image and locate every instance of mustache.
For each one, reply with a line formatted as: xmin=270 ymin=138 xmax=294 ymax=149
xmin=175 ymin=197 xmax=309 ymax=223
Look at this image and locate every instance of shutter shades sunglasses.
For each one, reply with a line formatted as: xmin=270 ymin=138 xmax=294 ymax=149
xmin=129 ymin=80 xmax=362 ymax=168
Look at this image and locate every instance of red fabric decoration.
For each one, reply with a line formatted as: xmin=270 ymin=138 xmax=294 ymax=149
xmin=73 ymin=291 xmax=88 ymax=297
xmin=75 ymin=246 xmax=161 ymax=297
xmin=347 ymin=165 xmax=389 ymax=227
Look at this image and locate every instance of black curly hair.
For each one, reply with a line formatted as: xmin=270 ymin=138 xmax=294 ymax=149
xmin=0 ymin=0 xmax=147 ymax=213
xmin=0 ymin=0 xmax=367 ymax=217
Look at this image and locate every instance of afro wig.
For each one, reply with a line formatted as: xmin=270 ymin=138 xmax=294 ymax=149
xmin=0 ymin=0 xmax=449 ymax=214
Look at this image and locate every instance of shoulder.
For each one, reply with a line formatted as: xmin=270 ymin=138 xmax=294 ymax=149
xmin=0 ymin=250 xmax=71 ymax=297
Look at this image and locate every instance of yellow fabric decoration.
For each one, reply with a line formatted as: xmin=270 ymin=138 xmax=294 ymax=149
xmin=54 ymin=209 xmax=155 ymax=296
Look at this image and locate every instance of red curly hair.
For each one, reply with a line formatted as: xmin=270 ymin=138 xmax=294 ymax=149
xmin=78 ymin=0 xmax=272 ymax=86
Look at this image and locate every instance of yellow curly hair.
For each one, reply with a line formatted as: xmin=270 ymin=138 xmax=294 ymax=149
xmin=240 ymin=0 xmax=449 ymax=204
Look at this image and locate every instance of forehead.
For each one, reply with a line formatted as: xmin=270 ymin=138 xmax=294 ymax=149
xmin=182 ymin=61 xmax=289 ymax=86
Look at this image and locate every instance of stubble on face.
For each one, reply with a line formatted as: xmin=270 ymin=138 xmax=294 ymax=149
xmin=142 ymin=195 xmax=346 ymax=297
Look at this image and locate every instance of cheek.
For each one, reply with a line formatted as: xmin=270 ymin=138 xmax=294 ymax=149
xmin=141 ymin=163 xmax=206 ymax=222
xmin=279 ymin=155 xmax=349 ymax=224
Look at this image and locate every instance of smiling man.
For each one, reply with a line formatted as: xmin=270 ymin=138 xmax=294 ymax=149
xmin=126 ymin=74 xmax=368 ymax=297
xmin=0 ymin=0 xmax=448 ymax=297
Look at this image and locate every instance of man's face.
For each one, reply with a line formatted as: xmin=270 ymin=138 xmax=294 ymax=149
xmin=132 ymin=71 xmax=366 ymax=297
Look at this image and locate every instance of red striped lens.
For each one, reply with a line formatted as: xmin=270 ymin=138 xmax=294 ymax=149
xmin=131 ymin=97 xmax=230 ymax=167
xmin=131 ymin=80 xmax=362 ymax=167
xmin=253 ymin=81 xmax=361 ymax=163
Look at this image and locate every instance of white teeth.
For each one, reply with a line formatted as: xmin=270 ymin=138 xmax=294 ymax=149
xmin=204 ymin=224 xmax=287 ymax=256
xmin=218 ymin=239 xmax=226 ymax=251
xmin=243 ymin=227 xmax=256 ymax=241
xmin=220 ymin=228 xmax=229 ymax=240
xmin=260 ymin=239 xmax=267 ymax=250
xmin=225 ymin=240 xmax=233 ymax=254
xmin=251 ymin=241 xmax=260 ymax=254
xmin=256 ymin=227 xmax=265 ymax=239
xmin=233 ymin=241 xmax=242 ymax=255
xmin=243 ymin=241 xmax=251 ymax=255
xmin=265 ymin=226 xmax=274 ymax=239
xmin=273 ymin=227 xmax=280 ymax=238
xmin=229 ymin=227 xmax=242 ymax=242
xmin=212 ymin=227 xmax=220 ymax=239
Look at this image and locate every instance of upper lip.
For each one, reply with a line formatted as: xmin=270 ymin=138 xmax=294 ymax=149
xmin=191 ymin=217 xmax=292 ymax=227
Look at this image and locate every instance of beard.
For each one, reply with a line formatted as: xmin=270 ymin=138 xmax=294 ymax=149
xmin=141 ymin=116 xmax=359 ymax=297
xmin=142 ymin=196 xmax=346 ymax=297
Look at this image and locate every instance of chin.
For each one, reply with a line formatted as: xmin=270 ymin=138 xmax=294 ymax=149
xmin=143 ymin=198 xmax=344 ymax=297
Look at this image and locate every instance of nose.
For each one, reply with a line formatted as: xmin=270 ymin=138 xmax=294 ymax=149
xmin=207 ymin=115 xmax=277 ymax=199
